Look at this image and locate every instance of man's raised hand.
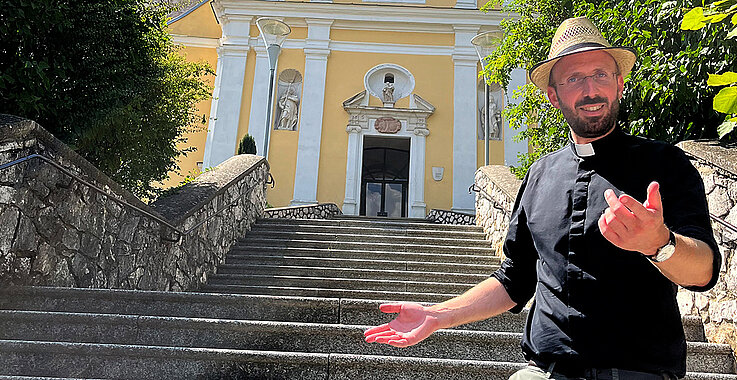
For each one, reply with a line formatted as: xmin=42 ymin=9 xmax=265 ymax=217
xmin=363 ymin=302 xmax=441 ymax=348
xmin=597 ymin=181 xmax=671 ymax=256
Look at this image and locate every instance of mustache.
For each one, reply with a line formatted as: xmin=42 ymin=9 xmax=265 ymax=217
xmin=576 ymin=96 xmax=607 ymax=108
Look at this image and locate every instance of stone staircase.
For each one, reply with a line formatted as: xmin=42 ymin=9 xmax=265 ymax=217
xmin=0 ymin=216 xmax=735 ymax=379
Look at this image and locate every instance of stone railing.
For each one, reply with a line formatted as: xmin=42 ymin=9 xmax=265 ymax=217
xmin=0 ymin=115 xmax=269 ymax=291
xmin=675 ymin=140 xmax=737 ymax=353
xmin=264 ymin=203 xmax=342 ymax=219
xmin=473 ymin=165 xmax=522 ymax=257
xmin=425 ymin=209 xmax=476 ymax=225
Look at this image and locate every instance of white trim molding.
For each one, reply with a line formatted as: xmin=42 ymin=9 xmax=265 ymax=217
xmin=342 ymin=91 xmax=435 ymax=217
xmin=170 ymin=35 xmax=220 ymax=48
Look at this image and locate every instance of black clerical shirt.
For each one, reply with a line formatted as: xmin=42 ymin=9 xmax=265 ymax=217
xmin=492 ymin=129 xmax=721 ymax=377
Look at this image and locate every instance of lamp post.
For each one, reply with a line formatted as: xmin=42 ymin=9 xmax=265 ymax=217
xmin=471 ymin=31 xmax=501 ymax=166
xmin=256 ymin=17 xmax=291 ymax=158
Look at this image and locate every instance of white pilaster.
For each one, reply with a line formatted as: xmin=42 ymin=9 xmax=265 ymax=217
xmin=451 ymin=25 xmax=480 ymax=214
xmin=504 ymin=68 xmax=528 ymax=166
xmin=202 ymin=15 xmax=252 ymax=169
xmin=292 ymin=19 xmax=333 ymax=205
xmin=342 ymin=125 xmax=363 ymax=215
xmin=409 ymin=128 xmax=429 ymax=217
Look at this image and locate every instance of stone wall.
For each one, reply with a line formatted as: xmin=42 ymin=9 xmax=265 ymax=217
xmin=675 ymin=140 xmax=737 ymax=354
xmin=0 ymin=115 xmax=269 ymax=291
xmin=473 ymin=165 xmax=521 ymax=257
xmin=425 ymin=209 xmax=476 ymax=225
xmin=264 ymin=203 xmax=342 ymax=219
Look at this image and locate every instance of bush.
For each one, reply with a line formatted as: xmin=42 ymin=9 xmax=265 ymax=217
xmin=238 ymin=134 xmax=257 ymax=155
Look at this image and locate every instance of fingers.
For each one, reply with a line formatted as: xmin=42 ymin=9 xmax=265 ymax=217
xmin=364 ymin=323 xmax=390 ymax=337
xmin=378 ymin=303 xmax=403 ymax=314
xmin=604 ymin=189 xmax=636 ymax=223
xmin=643 ymin=181 xmax=662 ymax=211
xmin=365 ymin=329 xmax=399 ymax=343
xmin=598 ymin=212 xmax=622 ymax=246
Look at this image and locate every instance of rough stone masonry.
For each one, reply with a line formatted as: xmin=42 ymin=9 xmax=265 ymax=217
xmin=0 ymin=115 xmax=269 ymax=291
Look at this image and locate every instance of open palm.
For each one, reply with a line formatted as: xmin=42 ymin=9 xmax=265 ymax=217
xmin=363 ymin=303 xmax=440 ymax=348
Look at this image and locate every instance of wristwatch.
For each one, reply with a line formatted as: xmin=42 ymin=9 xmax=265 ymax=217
xmin=647 ymin=230 xmax=676 ymax=263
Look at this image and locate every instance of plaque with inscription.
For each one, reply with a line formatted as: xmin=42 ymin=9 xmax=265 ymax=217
xmin=374 ymin=117 xmax=401 ymax=134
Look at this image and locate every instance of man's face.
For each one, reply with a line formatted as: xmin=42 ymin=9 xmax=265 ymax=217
xmin=547 ymin=50 xmax=624 ymax=139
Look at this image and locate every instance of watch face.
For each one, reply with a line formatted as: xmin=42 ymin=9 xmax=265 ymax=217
xmin=656 ymin=244 xmax=676 ymax=262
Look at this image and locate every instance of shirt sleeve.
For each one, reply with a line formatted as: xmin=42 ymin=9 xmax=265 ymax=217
xmin=661 ymin=146 xmax=721 ymax=292
xmin=491 ymin=172 xmax=539 ymax=313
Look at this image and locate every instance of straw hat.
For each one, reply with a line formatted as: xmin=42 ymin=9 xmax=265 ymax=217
xmin=528 ymin=17 xmax=637 ymax=91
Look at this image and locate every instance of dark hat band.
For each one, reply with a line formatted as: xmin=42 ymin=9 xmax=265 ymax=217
xmin=557 ymin=42 xmax=608 ymax=57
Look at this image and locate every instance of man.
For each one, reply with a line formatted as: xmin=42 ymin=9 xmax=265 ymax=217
xmin=364 ymin=17 xmax=721 ymax=379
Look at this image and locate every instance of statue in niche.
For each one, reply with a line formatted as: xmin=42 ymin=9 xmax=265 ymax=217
xmin=277 ymin=87 xmax=300 ymax=130
xmin=479 ymin=92 xmax=502 ymax=140
xmin=382 ymin=82 xmax=395 ymax=104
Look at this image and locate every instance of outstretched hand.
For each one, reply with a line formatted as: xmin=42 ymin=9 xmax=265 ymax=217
xmin=598 ymin=181 xmax=670 ymax=256
xmin=363 ymin=302 xmax=441 ymax=348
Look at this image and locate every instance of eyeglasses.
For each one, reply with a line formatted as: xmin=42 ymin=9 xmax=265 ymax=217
xmin=556 ymin=71 xmax=618 ymax=90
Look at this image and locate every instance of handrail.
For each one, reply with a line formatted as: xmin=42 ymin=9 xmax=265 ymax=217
xmin=0 ymin=153 xmax=270 ymax=243
xmin=710 ymin=212 xmax=737 ymax=235
xmin=468 ymin=183 xmax=510 ymax=216
xmin=1 ymin=154 xmax=184 ymax=242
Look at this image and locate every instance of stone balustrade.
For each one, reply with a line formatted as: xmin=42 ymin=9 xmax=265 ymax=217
xmin=264 ymin=203 xmax=342 ymax=219
xmin=0 ymin=115 xmax=269 ymax=291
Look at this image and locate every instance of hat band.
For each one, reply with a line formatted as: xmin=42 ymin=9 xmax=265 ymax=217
xmin=556 ymin=42 xmax=608 ymax=58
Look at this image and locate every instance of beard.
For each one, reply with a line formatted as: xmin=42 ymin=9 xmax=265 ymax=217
xmin=559 ymin=95 xmax=619 ymax=138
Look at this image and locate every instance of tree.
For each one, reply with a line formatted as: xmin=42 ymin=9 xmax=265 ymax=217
xmin=482 ymin=0 xmax=737 ymax=178
xmin=237 ymin=134 xmax=257 ymax=155
xmin=682 ymin=0 xmax=737 ymax=138
xmin=0 ymin=0 xmax=213 ymax=198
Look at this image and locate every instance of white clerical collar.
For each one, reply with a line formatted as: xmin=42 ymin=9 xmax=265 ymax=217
xmin=574 ymin=143 xmax=595 ymax=157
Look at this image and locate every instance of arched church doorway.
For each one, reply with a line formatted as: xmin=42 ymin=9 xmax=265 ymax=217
xmin=360 ymin=136 xmax=410 ymax=217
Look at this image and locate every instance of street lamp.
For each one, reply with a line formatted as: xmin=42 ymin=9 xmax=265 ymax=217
xmin=256 ymin=17 xmax=291 ymax=158
xmin=471 ymin=31 xmax=501 ymax=166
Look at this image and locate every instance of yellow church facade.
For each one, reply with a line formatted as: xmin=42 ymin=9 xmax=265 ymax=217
xmin=167 ymin=0 xmax=527 ymax=217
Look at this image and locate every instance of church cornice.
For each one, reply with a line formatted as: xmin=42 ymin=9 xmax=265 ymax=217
xmin=214 ymin=0 xmax=508 ymax=32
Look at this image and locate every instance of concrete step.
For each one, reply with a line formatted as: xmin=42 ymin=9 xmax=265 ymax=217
xmin=256 ymin=217 xmax=483 ymax=232
xmin=201 ymin=284 xmax=459 ymax=303
xmin=215 ymin=264 xmax=490 ymax=283
xmin=205 ymin=273 xmax=476 ymax=294
xmin=237 ymin=238 xmax=497 ymax=256
xmin=1 ymin=311 xmax=733 ymax=374
xmin=0 ymin=339 xmax=734 ymax=380
xmin=224 ymin=254 xmax=499 ymax=274
xmin=251 ymin=223 xmax=488 ymax=239
xmin=0 ymin=287 xmax=708 ymax=342
xmin=228 ymin=246 xmax=501 ymax=265
xmin=242 ymin=230 xmax=491 ymax=247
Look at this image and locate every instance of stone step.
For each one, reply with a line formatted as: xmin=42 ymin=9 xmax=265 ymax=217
xmin=0 ymin=312 xmax=733 ymax=374
xmin=242 ymin=230 xmax=491 ymax=247
xmin=228 ymin=246 xmax=501 ymax=265
xmin=224 ymin=254 xmax=499 ymax=274
xmin=215 ymin=264 xmax=490 ymax=283
xmin=256 ymin=217 xmax=483 ymax=232
xmin=0 ymin=339 xmax=734 ymax=380
xmin=205 ymin=273 xmax=476 ymax=294
xmin=200 ymin=284 xmax=459 ymax=303
xmin=237 ymin=238 xmax=497 ymax=256
xmin=0 ymin=287 xmax=707 ymax=342
xmin=251 ymin=223 xmax=488 ymax=239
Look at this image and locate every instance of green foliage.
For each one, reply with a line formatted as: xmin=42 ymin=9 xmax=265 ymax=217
xmin=682 ymin=0 xmax=737 ymax=138
xmin=482 ymin=0 xmax=737 ymax=178
xmin=237 ymin=134 xmax=257 ymax=155
xmin=0 ymin=0 xmax=213 ymax=198
xmin=158 ymin=166 xmax=216 ymax=199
